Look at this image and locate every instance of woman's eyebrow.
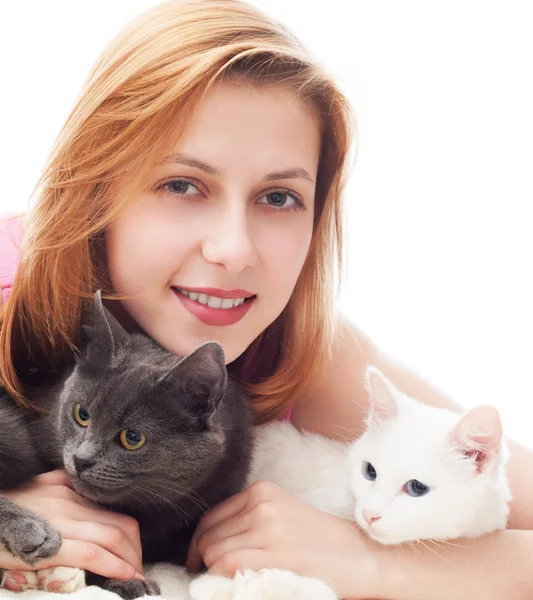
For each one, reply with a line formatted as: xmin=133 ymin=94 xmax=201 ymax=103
xmin=264 ymin=168 xmax=315 ymax=184
xmin=160 ymin=152 xmax=315 ymax=184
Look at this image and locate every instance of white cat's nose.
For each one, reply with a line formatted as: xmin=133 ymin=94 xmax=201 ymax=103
xmin=362 ymin=509 xmax=381 ymax=525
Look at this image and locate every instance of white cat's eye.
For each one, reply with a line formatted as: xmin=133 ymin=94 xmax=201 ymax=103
xmin=405 ymin=479 xmax=430 ymax=497
xmin=74 ymin=403 xmax=91 ymax=427
xmin=120 ymin=429 xmax=146 ymax=450
xmin=362 ymin=461 xmax=377 ymax=481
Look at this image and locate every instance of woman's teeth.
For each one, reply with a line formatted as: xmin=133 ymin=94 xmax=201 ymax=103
xmin=176 ymin=289 xmax=247 ymax=309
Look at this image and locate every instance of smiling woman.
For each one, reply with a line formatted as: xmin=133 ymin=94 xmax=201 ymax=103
xmin=0 ymin=1 xmax=532 ymax=598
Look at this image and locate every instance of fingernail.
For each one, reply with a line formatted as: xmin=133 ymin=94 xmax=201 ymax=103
xmin=134 ymin=573 xmax=145 ymax=581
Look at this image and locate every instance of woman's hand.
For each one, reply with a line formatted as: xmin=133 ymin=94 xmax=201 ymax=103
xmin=186 ymin=481 xmax=381 ymax=599
xmin=1 ymin=470 xmax=144 ymax=580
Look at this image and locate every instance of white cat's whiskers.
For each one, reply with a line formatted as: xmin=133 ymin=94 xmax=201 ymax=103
xmin=331 ymin=430 xmax=354 ymax=443
xmin=333 ymin=424 xmax=364 ymax=441
xmin=416 ymin=540 xmax=454 ymax=567
xmin=426 ymin=538 xmax=464 ymax=550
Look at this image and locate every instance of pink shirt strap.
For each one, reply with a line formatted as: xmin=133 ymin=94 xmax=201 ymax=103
xmin=281 ymin=407 xmax=292 ymax=423
xmin=0 ymin=213 xmax=24 ymax=304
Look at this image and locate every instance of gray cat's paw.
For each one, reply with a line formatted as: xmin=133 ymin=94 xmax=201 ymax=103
xmin=0 ymin=512 xmax=61 ymax=565
xmin=102 ymin=578 xmax=161 ymax=599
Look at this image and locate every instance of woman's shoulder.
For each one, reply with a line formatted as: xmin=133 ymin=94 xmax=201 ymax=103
xmin=0 ymin=212 xmax=25 ymax=305
xmin=290 ymin=312 xmax=461 ymax=439
xmin=290 ymin=313 xmax=375 ymax=439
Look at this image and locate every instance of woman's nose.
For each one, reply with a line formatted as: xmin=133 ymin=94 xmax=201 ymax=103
xmin=201 ymin=204 xmax=258 ymax=273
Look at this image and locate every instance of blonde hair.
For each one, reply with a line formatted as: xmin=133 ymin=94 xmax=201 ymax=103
xmin=0 ymin=0 xmax=353 ymax=423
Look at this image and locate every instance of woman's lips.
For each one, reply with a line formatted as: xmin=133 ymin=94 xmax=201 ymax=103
xmin=171 ymin=287 xmax=255 ymax=326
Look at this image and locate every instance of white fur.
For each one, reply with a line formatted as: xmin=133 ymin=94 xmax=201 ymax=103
xmin=190 ymin=569 xmax=337 ymax=600
xmin=247 ymin=422 xmax=354 ymax=519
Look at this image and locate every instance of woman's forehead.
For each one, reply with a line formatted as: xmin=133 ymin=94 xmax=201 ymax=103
xmin=159 ymin=81 xmax=321 ymax=178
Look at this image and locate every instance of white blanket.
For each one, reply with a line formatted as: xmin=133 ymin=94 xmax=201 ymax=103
xmin=0 ymin=563 xmax=337 ymax=600
xmin=0 ymin=564 xmax=338 ymax=600
xmin=0 ymin=564 xmax=194 ymax=600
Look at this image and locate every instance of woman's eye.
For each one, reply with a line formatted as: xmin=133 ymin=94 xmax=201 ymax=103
xmin=362 ymin=461 xmax=377 ymax=481
xmin=120 ymin=429 xmax=147 ymax=450
xmin=257 ymin=191 xmax=302 ymax=209
xmin=405 ymin=479 xmax=430 ymax=497
xmin=163 ymin=179 xmax=201 ymax=196
xmin=74 ymin=403 xmax=91 ymax=427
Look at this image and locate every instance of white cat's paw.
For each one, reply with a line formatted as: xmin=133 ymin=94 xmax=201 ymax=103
xmin=189 ymin=569 xmax=338 ymax=600
xmin=36 ymin=566 xmax=86 ymax=593
xmin=189 ymin=573 xmax=236 ymax=600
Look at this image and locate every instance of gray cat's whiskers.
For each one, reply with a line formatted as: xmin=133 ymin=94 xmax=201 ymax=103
xmin=130 ymin=488 xmax=152 ymax=516
xmin=152 ymin=482 xmax=209 ymax=514
xmin=138 ymin=485 xmax=196 ymax=525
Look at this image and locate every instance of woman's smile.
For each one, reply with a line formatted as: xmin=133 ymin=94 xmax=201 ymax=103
xmin=171 ymin=286 xmax=256 ymax=326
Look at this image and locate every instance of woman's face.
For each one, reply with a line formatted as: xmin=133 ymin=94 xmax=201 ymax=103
xmin=106 ymin=81 xmax=320 ymax=363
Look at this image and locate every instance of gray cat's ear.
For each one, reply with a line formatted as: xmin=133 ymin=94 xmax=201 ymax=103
xmin=451 ymin=405 xmax=503 ymax=473
xmin=81 ymin=290 xmax=129 ymax=361
xmin=364 ymin=366 xmax=398 ymax=425
xmin=165 ymin=342 xmax=228 ymax=420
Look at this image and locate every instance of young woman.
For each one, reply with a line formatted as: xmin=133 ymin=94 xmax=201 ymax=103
xmin=1 ymin=1 xmax=532 ymax=598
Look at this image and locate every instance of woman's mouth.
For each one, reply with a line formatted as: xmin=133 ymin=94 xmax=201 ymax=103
xmin=171 ymin=287 xmax=256 ymax=326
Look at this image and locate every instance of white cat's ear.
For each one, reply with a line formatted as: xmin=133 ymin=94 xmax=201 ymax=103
xmin=364 ymin=366 xmax=398 ymax=425
xmin=452 ymin=406 xmax=503 ymax=472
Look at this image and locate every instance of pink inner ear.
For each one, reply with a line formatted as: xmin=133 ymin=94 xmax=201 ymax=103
xmin=365 ymin=367 xmax=398 ymax=424
xmin=453 ymin=406 xmax=503 ymax=472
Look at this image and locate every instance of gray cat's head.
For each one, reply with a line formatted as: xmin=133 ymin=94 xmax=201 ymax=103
xmin=57 ymin=291 xmax=229 ymax=508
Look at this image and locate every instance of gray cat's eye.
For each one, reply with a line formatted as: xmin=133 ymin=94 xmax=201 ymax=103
xmin=405 ymin=479 xmax=430 ymax=497
xmin=362 ymin=461 xmax=377 ymax=481
xmin=120 ymin=429 xmax=146 ymax=450
xmin=74 ymin=403 xmax=90 ymax=427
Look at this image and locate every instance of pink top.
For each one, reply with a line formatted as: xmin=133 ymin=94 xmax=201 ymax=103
xmin=0 ymin=213 xmax=24 ymax=305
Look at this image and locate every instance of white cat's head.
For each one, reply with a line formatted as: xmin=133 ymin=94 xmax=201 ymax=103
xmin=349 ymin=367 xmax=511 ymax=545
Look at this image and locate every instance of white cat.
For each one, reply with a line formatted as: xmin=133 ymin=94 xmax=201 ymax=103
xmin=191 ymin=366 xmax=511 ymax=600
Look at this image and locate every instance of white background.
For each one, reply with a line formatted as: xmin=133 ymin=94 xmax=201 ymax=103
xmin=1 ymin=2 xmax=532 ymax=446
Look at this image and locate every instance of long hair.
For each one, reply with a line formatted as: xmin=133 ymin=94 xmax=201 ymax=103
xmin=0 ymin=0 xmax=354 ymax=423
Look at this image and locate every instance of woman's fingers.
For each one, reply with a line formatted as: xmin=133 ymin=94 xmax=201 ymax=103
xmin=207 ymin=549 xmax=273 ymax=577
xmin=187 ymin=481 xmax=281 ymax=573
xmin=0 ymin=540 xmax=142 ymax=582
xmin=201 ymin=531 xmax=261 ymax=569
xmin=60 ymin=504 xmax=143 ymax=568
xmin=9 ymin=483 xmax=97 ymax=511
xmin=193 ymin=506 xmax=261 ymax=565
xmin=4 ymin=479 xmax=143 ymax=574
xmin=186 ymin=491 xmax=248 ymax=572
xmin=32 ymin=470 xmax=73 ymax=488
xmin=53 ymin=519 xmax=143 ymax=574
xmin=40 ymin=539 xmax=143 ymax=580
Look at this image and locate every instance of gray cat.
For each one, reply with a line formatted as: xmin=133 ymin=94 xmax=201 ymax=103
xmin=0 ymin=291 xmax=253 ymax=599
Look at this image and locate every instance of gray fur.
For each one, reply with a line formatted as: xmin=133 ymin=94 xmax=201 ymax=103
xmin=0 ymin=291 xmax=253 ymax=598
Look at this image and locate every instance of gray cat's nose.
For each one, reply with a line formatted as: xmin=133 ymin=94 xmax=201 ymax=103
xmin=73 ymin=455 xmax=95 ymax=475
